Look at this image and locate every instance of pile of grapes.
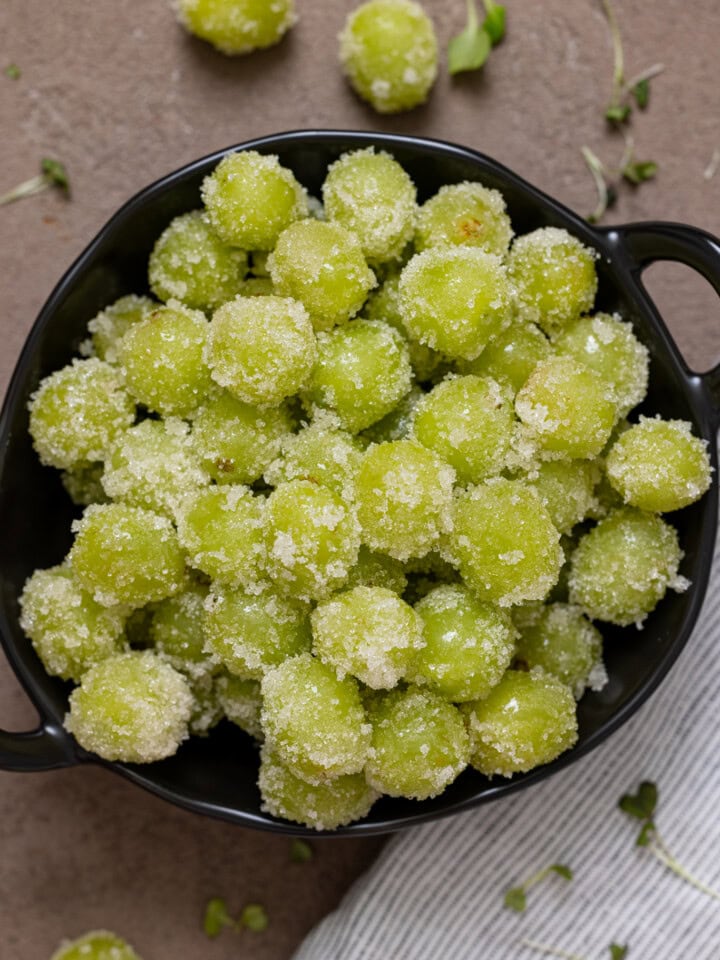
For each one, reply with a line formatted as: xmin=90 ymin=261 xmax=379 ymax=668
xmin=20 ymin=147 xmax=711 ymax=830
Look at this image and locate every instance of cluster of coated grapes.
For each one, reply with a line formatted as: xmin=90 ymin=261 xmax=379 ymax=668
xmin=176 ymin=0 xmax=439 ymax=114
xmin=21 ymin=147 xmax=711 ymax=830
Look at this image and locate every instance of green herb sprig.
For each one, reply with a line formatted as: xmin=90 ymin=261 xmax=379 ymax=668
xmin=448 ymin=0 xmax=506 ymax=75
xmin=4 ymin=63 xmax=21 ymax=80
xmin=0 ymin=158 xmax=70 ymax=208
xmin=582 ymin=135 xmax=657 ymax=223
xmin=290 ymin=838 xmax=314 ymax=863
xmin=504 ymin=862 xmax=573 ymax=913
xmin=600 ymin=0 xmax=664 ymax=125
xmin=520 ymin=939 xmax=629 ymax=959
xmin=203 ymin=897 xmax=270 ymax=939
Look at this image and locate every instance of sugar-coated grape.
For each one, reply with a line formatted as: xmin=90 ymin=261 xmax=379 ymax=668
xmin=261 ymin=653 xmax=370 ymax=782
xmin=415 ymin=182 xmax=513 ymax=256
xmin=51 ymin=931 xmax=142 ymax=960
xmin=508 ymin=227 xmax=598 ymax=334
xmin=463 ymin=668 xmax=578 ymax=777
xmin=150 ymin=583 xmax=212 ymax=678
xmin=515 ymin=603 xmax=606 ymax=698
xmin=66 ymin=650 xmax=193 ymax=762
xmin=412 ymin=584 xmax=516 ymax=702
xmin=119 ymin=302 xmax=212 ymax=417
xmin=177 ymin=0 xmax=296 ymax=55
xmin=187 ymin=670 xmax=224 ymax=736
xmin=354 ymin=440 xmax=455 ymax=560
xmin=202 ymin=151 xmax=308 ymax=250
xmin=446 ymin=478 xmax=563 ymax=606
xmin=412 ymin=374 xmax=514 ymax=484
xmin=322 ymin=148 xmax=417 ymax=262
xmin=216 ymin=673 xmax=263 ymax=739
xmin=365 ymin=686 xmax=469 ymax=799
xmin=207 ymin=295 xmax=317 ymax=406
xmin=87 ymin=295 xmax=155 ymax=364
xmin=148 ymin=210 xmax=247 ymax=312
xmin=204 ymin=585 xmax=311 ymax=679
xmin=304 ymin=320 xmax=412 ymax=433
xmin=344 ymin=545 xmax=408 ymax=594
xmin=269 ymin=220 xmax=376 ymax=331
xmin=28 ymin=359 xmax=135 ymax=470
xmin=69 ymin=503 xmax=186 ymax=608
xmin=264 ymin=480 xmax=360 ymax=600
xmin=192 ymin=389 xmax=293 ymax=485
xmin=61 ymin=462 xmax=108 ymax=507
xmin=175 ymin=485 xmax=265 ymax=587
xmin=264 ymin=419 xmax=363 ymax=495
xmin=102 ymin=418 xmax=208 ymax=518
xmin=399 ymin=247 xmax=512 ymax=361
xmin=515 ymin=356 xmax=617 ymax=459
xmin=312 ymin=585 xmax=424 ymax=688
xmin=555 ymin=312 xmax=649 ymax=417
xmin=361 ymin=384 xmax=423 ymax=445
xmin=339 ymin=0 xmax=438 ymax=114
xmin=524 ymin=459 xmax=599 ymax=534
xmin=259 ymin=747 xmax=378 ymax=830
xmin=460 ymin=320 xmax=552 ymax=393
xmin=605 ymin=416 xmax=712 ymax=513
xmin=19 ymin=566 xmax=126 ymax=682
xmin=569 ymin=507 xmax=686 ymax=626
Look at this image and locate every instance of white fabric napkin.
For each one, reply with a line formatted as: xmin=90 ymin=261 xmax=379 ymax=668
xmin=294 ymin=538 xmax=720 ymax=960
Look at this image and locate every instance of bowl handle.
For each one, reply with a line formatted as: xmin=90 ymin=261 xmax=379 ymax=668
xmin=604 ymin=221 xmax=720 ymax=421
xmin=0 ymin=720 xmax=77 ymax=771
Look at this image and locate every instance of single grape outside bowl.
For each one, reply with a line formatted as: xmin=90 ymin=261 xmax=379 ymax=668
xmin=1 ymin=130 xmax=719 ymax=836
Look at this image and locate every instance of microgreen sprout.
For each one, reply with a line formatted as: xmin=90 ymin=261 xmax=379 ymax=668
xmin=619 ymin=780 xmax=720 ymax=901
xmin=599 ymin=0 xmax=663 ymax=125
xmin=203 ymin=897 xmax=270 ymax=938
xmin=290 ymin=838 xmax=314 ymax=863
xmin=609 ymin=946 xmax=629 ymax=960
xmin=582 ymin=135 xmax=656 ymax=222
xmin=520 ymin=940 xmax=629 ymax=960
xmin=239 ymin=903 xmax=269 ymax=932
xmin=504 ymin=862 xmax=573 ymax=912
xmin=4 ymin=64 xmax=21 ymax=80
xmin=448 ymin=0 xmax=506 ymax=75
xmin=0 ymin=157 xmax=70 ymax=207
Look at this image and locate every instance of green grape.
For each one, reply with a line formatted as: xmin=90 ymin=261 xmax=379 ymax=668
xmin=87 ymin=294 xmax=156 ymax=364
xmin=554 ymin=312 xmax=649 ymax=417
xmin=460 ymin=320 xmax=552 ymax=393
xmin=264 ymin=480 xmax=360 ymax=600
xmin=119 ymin=302 xmax=213 ymax=417
xmin=605 ymin=416 xmax=711 ymax=513
xmin=415 ymin=181 xmax=513 ymax=256
xmin=204 ymin=585 xmax=311 ymax=679
xmin=216 ymin=672 xmax=263 ymax=739
xmin=355 ymin=440 xmax=455 ymax=560
xmin=568 ymin=507 xmax=686 ymax=626
xmin=259 ymin=747 xmax=378 ymax=830
xmin=508 ymin=227 xmax=598 ymax=335
xmin=201 ymin=151 xmax=308 ymax=249
xmin=150 ymin=583 xmax=213 ymax=678
xmin=304 ymin=320 xmax=412 ymax=433
xmin=187 ymin=670 xmax=224 ymax=736
xmin=264 ymin=419 xmax=363 ymax=495
xmin=361 ymin=385 xmax=424 ymax=445
xmin=399 ymin=247 xmax=512 ymax=361
xmin=19 ymin=566 xmax=126 ymax=683
xmin=365 ymin=686 xmax=469 ymax=799
xmin=446 ymin=478 xmax=563 ymax=607
xmin=175 ymin=485 xmax=265 ymax=587
xmin=524 ymin=459 xmax=599 ymax=534
xmin=312 ymin=585 xmax=424 ymax=689
xmin=28 ymin=358 xmax=135 ymax=470
xmin=69 ymin=503 xmax=187 ymax=608
xmin=261 ymin=653 xmax=370 ymax=782
xmin=102 ymin=418 xmax=208 ymax=518
xmin=344 ymin=545 xmax=408 ymax=594
xmin=177 ymin=0 xmax=296 ymax=54
xmin=207 ymin=295 xmax=317 ymax=406
xmin=65 ymin=650 xmax=193 ymax=763
xmin=269 ymin=220 xmax=376 ymax=331
xmin=148 ymin=210 xmax=247 ymax=312
xmin=515 ymin=356 xmax=617 ymax=459
xmin=412 ymin=375 xmax=514 ymax=484
xmin=515 ymin=602 xmax=606 ymax=698
xmin=339 ymin=0 xmax=438 ymax=114
xmin=322 ymin=148 xmax=417 ymax=262
xmin=412 ymin=583 xmax=516 ymax=702
xmin=192 ymin=389 xmax=293 ymax=485
xmin=51 ymin=931 xmax=142 ymax=960
xmin=61 ymin=462 xmax=108 ymax=507
xmin=463 ymin=668 xmax=578 ymax=777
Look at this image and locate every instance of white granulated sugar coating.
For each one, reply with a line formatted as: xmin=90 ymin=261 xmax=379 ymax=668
xmin=177 ymin=0 xmax=297 ymax=56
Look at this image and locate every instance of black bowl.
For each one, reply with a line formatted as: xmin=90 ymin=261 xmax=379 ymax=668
xmin=2 ymin=131 xmax=720 ymax=837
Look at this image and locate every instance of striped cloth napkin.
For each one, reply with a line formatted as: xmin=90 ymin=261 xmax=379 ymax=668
xmin=293 ymin=540 xmax=720 ymax=960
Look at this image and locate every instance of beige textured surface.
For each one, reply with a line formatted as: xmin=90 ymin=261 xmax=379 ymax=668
xmin=0 ymin=1 xmax=718 ymax=958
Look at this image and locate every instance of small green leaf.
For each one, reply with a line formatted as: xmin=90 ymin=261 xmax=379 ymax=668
xmin=637 ymin=780 xmax=658 ymax=816
xmin=550 ymin=864 xmax=573 ymax=881
xmin=290 ymin=838 xmax=314 ymax=863
xmin=448 ymin=24 xmax=492 ymax=74
xmin=203 ymin=898 xmax=234 ymax=939
xmin=605 ymin=103 xmax=632 ymax=124
xmin=5 ymin=63 xmax=21 ymax=80
xmin=609 ymin=944 xmax=629 ymax=959
xmin=632 ymin=78 xmax=649 ymax=108
xmin=482 ymin=0 xmax=506 ymax=45
xmin=504 ymin=887 xmax=527 ymax=912
xmin=41 ymin=158 xmax=70 ymax=194
xmin=622 ymin=161 xmax=658 ymax=185
xmin=239 ymin=903 xmax=269 ymax=933
xmin=636 ymin=821 xmax=655 ymax=846
xmin=619 ymin=795 xmax=647 ymax=820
